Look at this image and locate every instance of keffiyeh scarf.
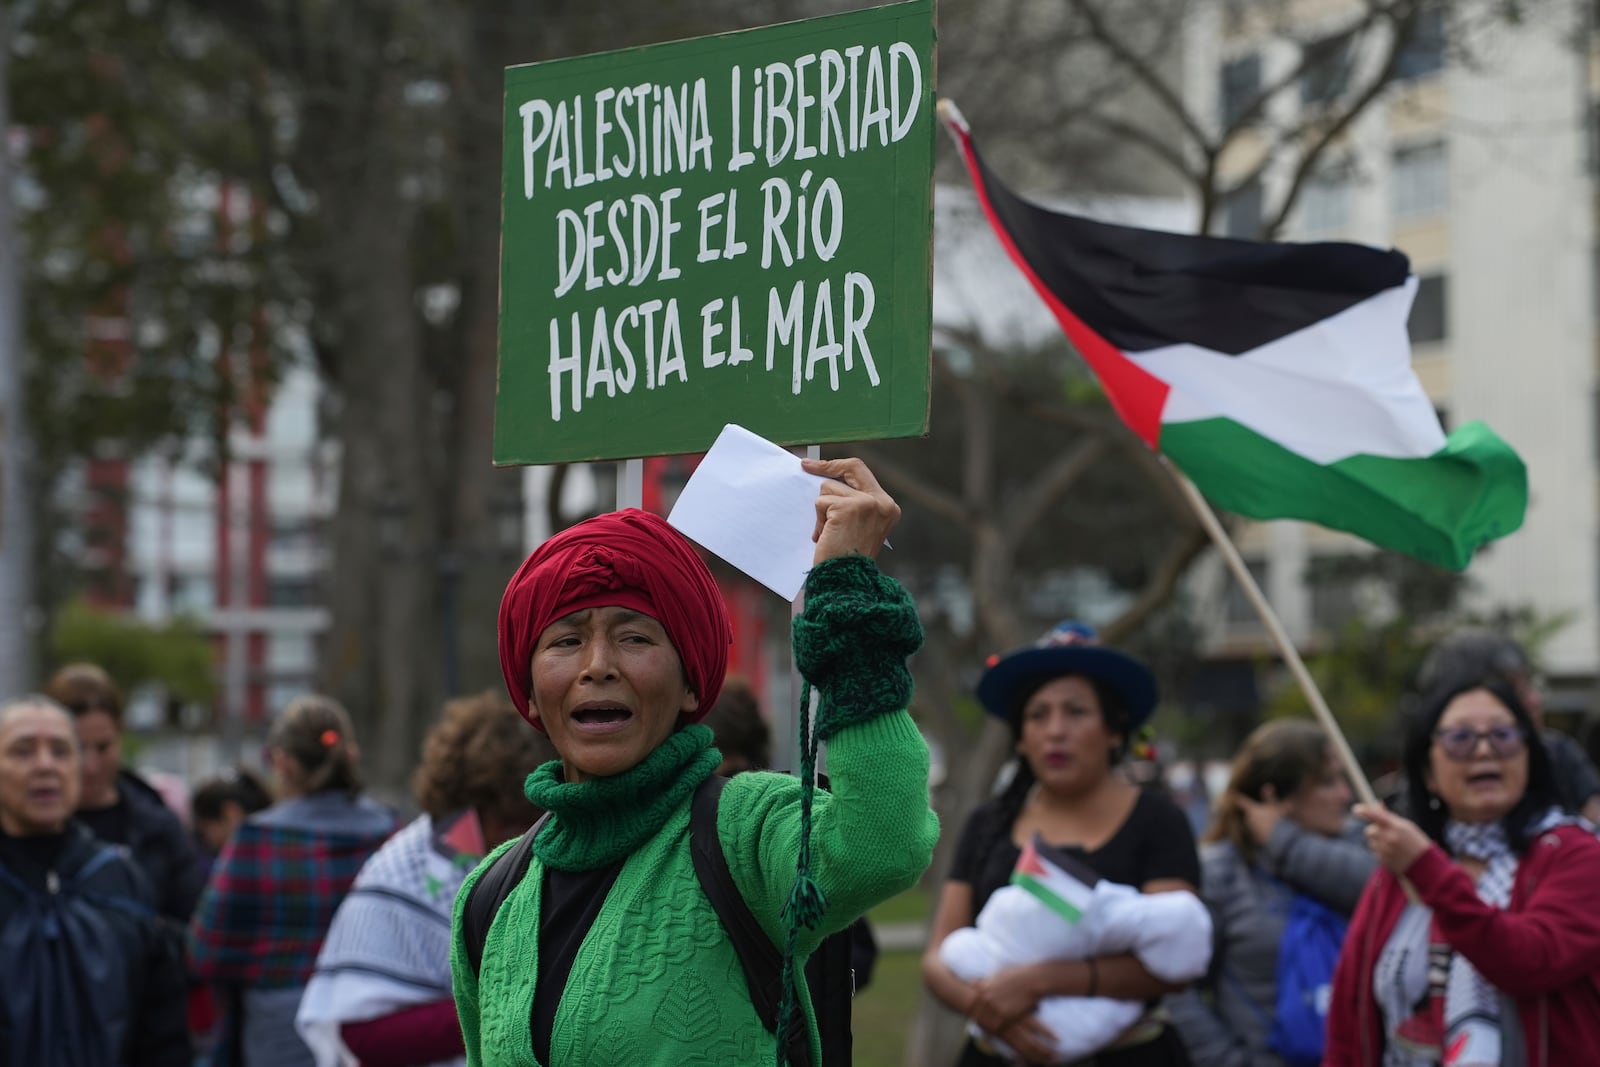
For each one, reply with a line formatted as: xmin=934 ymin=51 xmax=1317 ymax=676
xmin=295 ymin=811 xmax=486 ymax=1067
xmin=1439 ymin=819 xmax=1514 ymax=1066
xmin=1438 ymin=809 xmax=1572 ymax=1066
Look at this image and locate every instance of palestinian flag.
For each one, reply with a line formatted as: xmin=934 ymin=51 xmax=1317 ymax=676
xmin=941 ymin=104 xmax=1526 ymax=570
xmin=1011 ymin=835 xmax=1097 ymax=925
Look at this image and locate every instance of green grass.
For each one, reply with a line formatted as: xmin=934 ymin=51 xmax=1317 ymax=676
xmin=846 ymin=887 xmax=936 ymax=1066
xmin=853 ymin=950 xmax=922 ymax=1067
xmin=867 ymin=886 xmax=932 ymax=926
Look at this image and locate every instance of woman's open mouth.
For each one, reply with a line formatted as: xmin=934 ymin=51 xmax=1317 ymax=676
xmin=1466 ymin=770 xmax=1504 ymax=789
xmin=571 ymin=703 xmax=634 ymax=733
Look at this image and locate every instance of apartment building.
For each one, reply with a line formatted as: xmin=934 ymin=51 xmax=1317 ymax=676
xmin=119 ymin=361 xmax=334 ymax=773
xmin=1182 ymin=0 xmax=1600 ymax=706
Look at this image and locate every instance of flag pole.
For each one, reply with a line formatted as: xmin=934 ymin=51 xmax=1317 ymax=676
xmin=1164 ymin=459 xmax=1381 ymax=809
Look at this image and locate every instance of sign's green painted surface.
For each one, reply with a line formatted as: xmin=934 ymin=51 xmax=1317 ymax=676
xmin=494 ymin=0 xmax=935 ymax=464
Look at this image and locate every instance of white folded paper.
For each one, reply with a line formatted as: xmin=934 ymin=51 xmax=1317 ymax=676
xmin=666 ymin=424 xmax=826 ymax=601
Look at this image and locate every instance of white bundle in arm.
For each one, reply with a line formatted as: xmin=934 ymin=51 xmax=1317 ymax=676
xmin=1074 ymin=877 xmax=1212 ymax=983
xmin=938 ymin=835 xmax=1212 ymax=1064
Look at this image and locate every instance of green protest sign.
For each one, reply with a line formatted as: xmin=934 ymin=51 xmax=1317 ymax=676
xmin=493 ymin=0 xmax=935 ymax=465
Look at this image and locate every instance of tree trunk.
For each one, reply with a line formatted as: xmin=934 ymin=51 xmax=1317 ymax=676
xmin=0 ymin=15 xmax=34 ymax=695
xmin=436 ymin=7 xmax=543 ymax=704
xmin=318 ymin=70 xmax=442 ymax=796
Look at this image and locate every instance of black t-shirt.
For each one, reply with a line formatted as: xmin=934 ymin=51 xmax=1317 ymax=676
xmin=949 ymin=787 xmax=1200 ymax=916
xmin=77 ymin=799 xmax=133 ymax=849
xmin=531 ymin=862 xmax=623 ymax=1066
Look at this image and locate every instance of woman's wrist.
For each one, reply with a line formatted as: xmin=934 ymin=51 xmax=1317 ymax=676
xmin=1014 ymin=961 xmax=1057 ymax=1004
xmin=792 ymin=559 xmax=921 ymax=742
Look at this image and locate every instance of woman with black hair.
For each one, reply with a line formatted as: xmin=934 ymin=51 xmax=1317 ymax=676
xmin=922 ymin=622 xmax=1201 ymax=1067
xmin=191 ymin=767 xmax=273 ymax=865
xmin=1326 ymin=678 xmax=1600 ymax=1066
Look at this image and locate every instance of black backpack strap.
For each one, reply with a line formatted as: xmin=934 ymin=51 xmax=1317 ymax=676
xmin=689 ymin=775 xmax=813 ymax=1067
xmin=463 ymin=812 xmax=549 ymax=978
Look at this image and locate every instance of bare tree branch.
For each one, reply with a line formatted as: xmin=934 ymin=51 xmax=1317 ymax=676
xmin=1002 ymin=433 xmax=1109 ymax=554
xmin=1220 ymin=5 xmax=1386 ymax=141
xmin=1066 ymin=0 xmax=1214 ymax=156
xmin=1263 ymin=2 xmax=1423 ymax=237
xmin=1214 ymin=17 xmax=1389 ymax=210
xmin=959 ymin=377 xmax=995 ymax=513
xmin=1125 ymin=451 xmax=1195 ymax=531
xmin=1101 ymin=522 xmax=1211 ymax=644
xmin=854 ymin=443 xmax=970 ymax=527
xmin=1077 ymin=112 xmax=1207 ymax=187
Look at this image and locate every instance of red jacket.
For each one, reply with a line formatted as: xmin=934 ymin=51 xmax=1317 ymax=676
xmin=1325 ymin=824 xmax=1600 ymax=1067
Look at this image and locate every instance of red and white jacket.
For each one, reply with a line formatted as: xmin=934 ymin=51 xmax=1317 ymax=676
xmin=1325 ymin=824 xmax=1600 ymax=1067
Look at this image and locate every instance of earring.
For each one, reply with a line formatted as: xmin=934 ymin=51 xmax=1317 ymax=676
xmin=1427 ymin=794 xmax=1442 ymax=811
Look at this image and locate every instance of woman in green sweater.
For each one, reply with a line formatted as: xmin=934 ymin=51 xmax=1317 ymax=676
xmin=451 ymin=457 xmax=937 ymax=1067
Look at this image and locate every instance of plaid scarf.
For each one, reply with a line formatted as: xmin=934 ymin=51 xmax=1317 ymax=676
xmin=189 ymin=795 xmax=394 ymax=989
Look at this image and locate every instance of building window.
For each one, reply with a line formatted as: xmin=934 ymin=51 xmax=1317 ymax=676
xmin=1297 ymin=172 xmax=1353 ymax=236
xmin=1392 ymin=141 xmax=1448 ymax=220
xmin=1301 ymin=34 xmax=1354 ymax=108
xmin=1409 ymin=274 xmax=1448 ymax=344
xmin=269 ymin=519 xmax=315 ymax=551
xmin=266 ymin=577 xmax=316 ymax=607
xmin=1309 ymin=556 xmax=1363 ymax=632
xmin=1220 ymin=53 xmax=1262 ymax=128
xmin=171 ymin=574 xmax=215 ymax=615
xmin=1395 ymin=9 xmax=1446 ymax=81
xmin=267 ymin=634 xmax=315 ymax=674
xmin=1221 ymin=179 xmax=1263 ymax=239
xmin=1223 ymin=559 xmax=1270 ymax=625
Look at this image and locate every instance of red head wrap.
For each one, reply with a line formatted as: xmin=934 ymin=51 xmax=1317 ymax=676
xmin=497 ymin=508 xmax=731 ymax=730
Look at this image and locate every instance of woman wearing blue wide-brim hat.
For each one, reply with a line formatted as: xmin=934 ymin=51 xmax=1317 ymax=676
xmin=922 ymin=622 xmax=1202 ymax=1067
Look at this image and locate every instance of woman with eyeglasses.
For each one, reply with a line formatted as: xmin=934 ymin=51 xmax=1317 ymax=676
xmin=1324 ymin=678 xmax=1600 ymax=1066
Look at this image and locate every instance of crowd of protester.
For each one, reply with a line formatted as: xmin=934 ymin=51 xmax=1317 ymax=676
xmin=4 ymin=467 xmax=1600 ymax=1066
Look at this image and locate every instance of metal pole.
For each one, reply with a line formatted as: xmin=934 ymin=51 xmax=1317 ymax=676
xmin=0 ymin=11 xmax=37 ymax=694
xmin=774 ymin=444 xmax=823 ymax=775
xmin=617 ymin=458 xmax=644 ymax=511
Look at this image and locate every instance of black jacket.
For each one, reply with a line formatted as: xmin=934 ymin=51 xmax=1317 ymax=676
xmin=0 ymin=822 xmax=191 ymax=1067
xmin=111 ymin=768 xmax=205 ymax=923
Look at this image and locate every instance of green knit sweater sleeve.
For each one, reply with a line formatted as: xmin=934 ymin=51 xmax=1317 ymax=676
xmin=450 ymin=836 xmax=520 ymax=1067
xmin=718 ymin=556 xmax=939 ymax=954
xmin=720 ymin=712 xmax=938 ymax=954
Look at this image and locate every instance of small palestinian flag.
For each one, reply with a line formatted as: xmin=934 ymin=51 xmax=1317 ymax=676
xmin=1012 ymin=835 xmax=1098 ymax=925
xmin=941 ymin=104 xmax=1526 ymax=570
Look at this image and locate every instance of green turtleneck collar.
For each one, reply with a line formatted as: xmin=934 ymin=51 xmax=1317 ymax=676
xmin=523 ymin=724 xmax=721 ymax=872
